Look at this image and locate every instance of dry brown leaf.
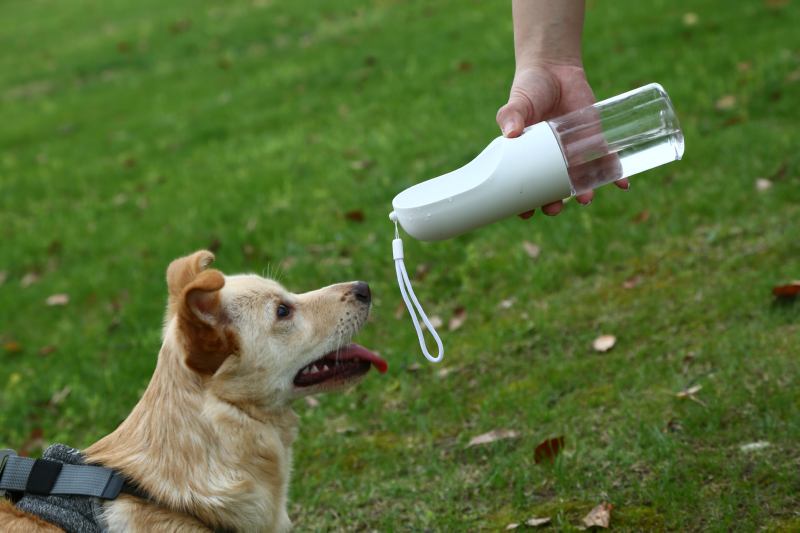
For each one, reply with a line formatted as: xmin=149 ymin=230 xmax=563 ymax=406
xmin=740 ymin=441 xmax=770 ymax=452
xmin=525 ymin=517 xmax=551 ymax=527
xmin=522 ymin=241 xmax=541 ymax=259
xmin=467 ymin=429 xmax=520 ymax=447
xmin=0 ymin=271 xmax=7 ymax=286
xmin=582 ymin=502 xmax=613 ymax=528
xmin=534 ymin=436 xmax=565 ymax=463
xmin=498 ymin=298 xmax=516 ymax=309
xmin=49 ymin=386 xmax=71 ymax=407
xmin=394 ymin=302 xmax=407 ymax=320
xmin=505 ymin=524 xmax=520 ymax=530
xmin=592 ymin=334 xmax=616 ymax=353
xmin=46 ymin=293 xmax=69 ymax=306
xmin=407 ymin=362 xmax=422 ymax=372
xmin=426 ymin=315 xmax=443 ymax=330
xmin=414 ymin=263 xmax=431 ymax=282
xmin=772 ymin=281 xmax=800 ymax=298
xmin=3 ymin=341 xmax=22 ymax=354
xmin=682 ymin=12 xmax=699 ymax=26
xmin=304 ymin=396 xmax=320 ymax=408
xmin=437 ymin=366 xmax=458 ymax=378
xmin=622 ymin=275 xmax=643 ymax=289
xmin=676 ymin=384 xmax=707 ymax=406
xmin=21 ymin=272 xmax=40 ymax=288
xmin=755 ymin=178 xmax=773 ymax=191
xmin=344 ymin=209 xmax=365 ymax=222
xmin=632 ymin=209 xmax=650 ymax=223
xmin=39 ymin=345 xmax=57 ymax=356
xmin=715 ymin=95 xmax=736 ymax=111
xmin=449 ymin=307 xmax=467 ymax=331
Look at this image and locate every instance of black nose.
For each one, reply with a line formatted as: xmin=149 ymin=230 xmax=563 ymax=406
xmin=352 ymin=281 xmax=371 ymax=304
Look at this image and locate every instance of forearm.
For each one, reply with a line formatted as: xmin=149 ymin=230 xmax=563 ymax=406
xmin=512 ymin=0 xmax=585 ymax=68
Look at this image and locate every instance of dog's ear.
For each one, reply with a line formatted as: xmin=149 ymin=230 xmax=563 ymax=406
xmin=178 ymin=269 xmax=237 ymax=375
xmin=166 ymin=250 xmax=215 ymax=320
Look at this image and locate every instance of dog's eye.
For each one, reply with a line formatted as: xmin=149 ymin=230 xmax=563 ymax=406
xmin=276 ymin=304 xmax=291 ymax=318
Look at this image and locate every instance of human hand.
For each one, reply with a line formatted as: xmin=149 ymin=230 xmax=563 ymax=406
xmin=495 ymin=63 xmax=629 ymax=218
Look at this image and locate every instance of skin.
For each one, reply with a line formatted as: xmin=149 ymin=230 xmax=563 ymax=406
xmin=496 ymin=0 xmax=630 ymax=218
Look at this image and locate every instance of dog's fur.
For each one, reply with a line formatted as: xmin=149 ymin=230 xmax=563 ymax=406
xmin=1 ymin=250 xmax=377 ymax=532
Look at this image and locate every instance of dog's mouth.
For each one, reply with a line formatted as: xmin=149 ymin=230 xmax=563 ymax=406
xmin=293 ymin=343 xmax=388 ymax=388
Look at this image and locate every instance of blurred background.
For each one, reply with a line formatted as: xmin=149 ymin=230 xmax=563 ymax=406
xmin=1 ymin=0 xmax=798 ymax=529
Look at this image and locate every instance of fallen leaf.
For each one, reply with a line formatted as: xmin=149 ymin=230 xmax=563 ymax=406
xmin=582 ymin=502 xmax=613 ymax=528
xmin=457 ymin=60 xmax=473 ymax=72
xmin=414 ymin=263 xmax=431 ymax=282
xmin=534 ymin=436 xmax=565 ymax=463
xmin=467 ymin=429 xmax=520 ymax=447
xmin=682 ymin=12 xmax=699 ymax=26
xmin=349 ymin=159 xmax=374 ymax=171
xmin=715 ymin=95 xmax=736 ymax=111
xmin=755 ymin=178 xmax=773 ymax=191
xmin=407 ymin=362 xmax=422 ymax=372
xmin=498 ymin=298 xmax=516 ymax=309
xmin=525 ymin=517 xmax=551 ymax=527
xmin=622 ymin=275 xmax=643 ymax=289
xmin=449 ymin=307 xmax=467 ymax=331
xmin=304 ymin=396 xmax=320 ymax=408
xmin=522 ymin=241 xmax=541 ymax=259
xmin=46 ymin=293 xmax=69 ymax=306
xmin=764 ymin=0 xmax=789 ymax=8
xmin=0 ymin=271 xmax=7 ymax=285
xmin=632 ymin=209 xmax=650 ymax=223
xmin=737 ymin=61 xmax=752 ymax=73
xmin=437 ymin=366 xmax=458 ymax=378
xmin=425 ymin=315 xmax=443 ymax=330
xmin=740 ymin=441 xmax=770 ymax=452
xmin=21 ymin=272 xmax=40 ymax=287
xmin=3 ymin=341 xmax=22 ymax=354
xmin=327 ymin=415 xmax=355 ymax=434
xmin=19 ymin=427 xmax=45 ymax=457
xmin=39 ymin=345 xmax=57 ymax=356
xmin=49 ymin=386 xmax=71 ymax=407
xmin=592 ymin=334 xmax=616 ymax=353
xmin=772 ymin=281 xmax=800 ymax=298
xmin=665 ymin=418 xmax=684 ymax=433
xmin=505 ymin=524 xmax=520 ymax=530
xmin=676 ymin=384 xmax=707 ymax=406
xmin=344 ymin=210 xmax=365 ymax=222
xmin=207 ymin=237 xmax=222 ymax=253
xmin=394 ymin=302 xmax=407 ymax=320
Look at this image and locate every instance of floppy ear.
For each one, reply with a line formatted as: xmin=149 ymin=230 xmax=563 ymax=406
xmin=178 ymin=269 xmax=238 ymax=375
xmin=166 ymin=250 xmax=215 ymax=320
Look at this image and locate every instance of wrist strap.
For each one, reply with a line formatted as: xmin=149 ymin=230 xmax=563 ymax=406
xmin=391 ymin=224 xmax=444 ymax=363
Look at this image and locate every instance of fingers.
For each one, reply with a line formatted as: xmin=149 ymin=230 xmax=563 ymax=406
xmin=576 ymin=191 xmax=594 ymax=205
xmin=497 ymin=67 xmax=559 ymax=138
xmin=518 ymin=209 xmax=535 ymax=219
xmin=614 ymin=178 xmax=630 ymax=190
xmin=541 ymin=201 xmax=563 ymax=216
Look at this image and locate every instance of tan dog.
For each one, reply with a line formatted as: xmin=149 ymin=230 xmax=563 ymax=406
xmin=1 ymin=250 xmax=387 ymax=532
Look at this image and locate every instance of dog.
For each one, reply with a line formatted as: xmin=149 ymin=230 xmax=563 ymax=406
xmin=0 ymin=250 xmax=387 ymax=532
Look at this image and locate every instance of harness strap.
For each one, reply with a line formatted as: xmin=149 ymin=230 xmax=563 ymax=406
xmin=0 ymin=449 xmax=129 ymax=500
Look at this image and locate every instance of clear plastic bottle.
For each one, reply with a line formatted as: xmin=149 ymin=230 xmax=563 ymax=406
xmin=547 ymin=82 xmax=684 ymax=195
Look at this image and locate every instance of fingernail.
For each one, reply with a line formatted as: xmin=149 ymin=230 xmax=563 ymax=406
xmin=581 ymin=199 xmax=593 ymax=207
xmin=502 ymin=120 xmax=515 ymax=136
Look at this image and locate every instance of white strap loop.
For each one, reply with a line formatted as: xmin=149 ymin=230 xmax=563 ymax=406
xmin=392 ymin=236 xmax=444 ymax=363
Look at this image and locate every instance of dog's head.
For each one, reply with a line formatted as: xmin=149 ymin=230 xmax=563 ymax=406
xmin=164 ymin=250 xmax=387 ymax=405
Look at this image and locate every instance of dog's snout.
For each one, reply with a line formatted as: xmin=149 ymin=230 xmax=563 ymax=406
xmin=352 ymin=281 xmax=371 ymax=304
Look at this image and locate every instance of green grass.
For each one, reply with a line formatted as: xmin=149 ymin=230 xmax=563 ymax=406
xmin=1 ymin=0 xmax=799 ymax=530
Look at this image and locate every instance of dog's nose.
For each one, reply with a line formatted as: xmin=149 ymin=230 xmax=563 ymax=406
xmin=352 ymin=281 xmax=371 ymax=304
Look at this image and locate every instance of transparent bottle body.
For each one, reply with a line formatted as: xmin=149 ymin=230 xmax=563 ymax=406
xmin=547 ymin=83 xmax=684 ymax=196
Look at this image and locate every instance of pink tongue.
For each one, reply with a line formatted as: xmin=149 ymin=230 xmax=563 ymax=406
xmin=345 ymin=344 xmax=388 ymax=373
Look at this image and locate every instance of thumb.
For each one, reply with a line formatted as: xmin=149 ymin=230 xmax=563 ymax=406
xmin=496 ymin=101 xmax=526 ymax=138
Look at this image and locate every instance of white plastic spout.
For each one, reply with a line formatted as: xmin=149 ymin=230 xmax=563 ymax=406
xmin=391 ymin=83 xmax=683 ymax=242
xmin=392 ymin=122 xmax=571 ymax=241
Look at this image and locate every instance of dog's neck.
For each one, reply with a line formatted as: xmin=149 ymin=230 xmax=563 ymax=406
xmin=85 ymin=333 xmax=298 ymax=532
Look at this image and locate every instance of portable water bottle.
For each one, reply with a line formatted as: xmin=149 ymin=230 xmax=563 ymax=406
xmin=390 ymin=83 xmax=684 ymax=241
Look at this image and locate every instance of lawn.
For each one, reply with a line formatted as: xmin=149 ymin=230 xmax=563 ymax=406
xmin=1 ymin=0 xmax=799 ymax=530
